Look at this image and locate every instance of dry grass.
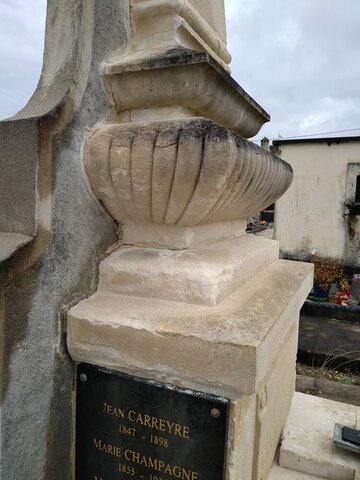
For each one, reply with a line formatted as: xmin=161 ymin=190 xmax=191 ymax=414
xmin=296 ymin=363 xmax=360 ymax=386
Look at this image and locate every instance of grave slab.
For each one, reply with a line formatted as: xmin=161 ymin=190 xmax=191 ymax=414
xmin=269 ymin=463 xmax=324 ymax=480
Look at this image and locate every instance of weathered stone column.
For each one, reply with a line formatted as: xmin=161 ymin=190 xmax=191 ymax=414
xmin=66 ymin=2 xmax=313 ymax=479
xmin=0 ymin=2 xmax=130 ymax=479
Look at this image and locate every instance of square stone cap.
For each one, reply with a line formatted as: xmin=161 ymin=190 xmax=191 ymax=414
xmin=103 ymin=48 xmax=270 ymax=138
xmin=98 ymin=235 xmax=279 ymax=306
xmin=68 ymin=259 xmax=313 ymax=396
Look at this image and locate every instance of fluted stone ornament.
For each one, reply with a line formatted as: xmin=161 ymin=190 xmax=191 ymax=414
xmin=85 ymin=117 xmax=293 ymax=234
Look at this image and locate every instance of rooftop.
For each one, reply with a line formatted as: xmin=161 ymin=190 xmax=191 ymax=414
xmin=272 ymin=136 xmax=360 ymax=146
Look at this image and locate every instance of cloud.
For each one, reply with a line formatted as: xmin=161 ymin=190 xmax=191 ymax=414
xmin=225 ymin=0 xmax=360 ymax=140
xmin=278 ymin=19 xmax=301 ymax=52
xmin=0 ymin=0 xmax=359 ymax=143
xmin=0 ymin=0 xmax=47 ymax=119
xmin=300 ymin=97 xmax=360 ymax=131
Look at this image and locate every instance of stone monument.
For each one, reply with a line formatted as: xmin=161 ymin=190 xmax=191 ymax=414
xmin=0 ymin=1 xmax=314 ymax=479
xmin=66 ymin=1 xmax=312 ymax=479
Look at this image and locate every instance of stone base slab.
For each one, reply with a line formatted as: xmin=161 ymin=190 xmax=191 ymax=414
xmin=68 ymin=258 xmax=312 ymax=480
xmin=67 ymin=243 xmax=312 ymax=480
xmin=279 ymin=392 xmax=360 ymax=480
xmin=99 ymin=235 xmax=279 ymax=306
xmin=68 ymin=252 xmax=312 ymax=480
xmin=68 ymin=259 xmax=312 ymax=396
xmin=269 ymin=463 xmax=325 ymax=480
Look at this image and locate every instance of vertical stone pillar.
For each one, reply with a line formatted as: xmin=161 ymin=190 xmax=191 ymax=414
xmin=129 ymin=0 xmax=231 ymax=70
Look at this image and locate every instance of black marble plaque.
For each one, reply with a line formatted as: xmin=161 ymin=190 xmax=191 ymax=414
xmin=76 ymin=363 xmax=229 ymax=480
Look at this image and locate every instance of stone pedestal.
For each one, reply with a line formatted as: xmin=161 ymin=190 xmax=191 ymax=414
xmin=62 ymin=1 xmax=313 ymax=478
xmin=68 ymin=234 xmax=312 ymax=479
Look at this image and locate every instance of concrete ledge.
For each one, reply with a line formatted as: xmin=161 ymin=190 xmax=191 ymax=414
xmin=269 ymin=463 xmax=324 ymax=480
xmin=296 ymin=375 xmax=360 ymax=407
xmin=301 ymin=300 xmax=360 ymax=323
xmin=279 ymin=392 xmax=360 ymax=480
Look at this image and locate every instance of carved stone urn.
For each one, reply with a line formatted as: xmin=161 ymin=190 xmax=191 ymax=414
xmin=84 ymin=47 xmax=293 ymax=248
xmin=85 ymin=116 xmax=292 ymax=248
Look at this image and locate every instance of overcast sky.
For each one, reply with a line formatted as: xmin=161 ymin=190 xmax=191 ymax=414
xmin=1 ymin=0 xmax=360 ymax=141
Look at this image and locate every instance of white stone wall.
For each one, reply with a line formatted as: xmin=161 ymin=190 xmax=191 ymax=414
xmin=274 ymin=139 xmax=360 ymax=267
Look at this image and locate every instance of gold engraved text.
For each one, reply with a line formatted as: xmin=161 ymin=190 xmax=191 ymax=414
xmin=124 ymin=449 xmax=198 ymax=480
xmin=150 ymin=434 xmax=169 ymax=447
xmin=119 ymin=424 xmax=136 ymax=437
xmin=102 ymin=402 xmax=125 ymax=418
xmin=118 ymin=463 xmax=135 ymax=476
xmin=127 ymin=410 xmax=190 ymax=438
xmin=93 ymin=437 xmax=122 ymax=457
